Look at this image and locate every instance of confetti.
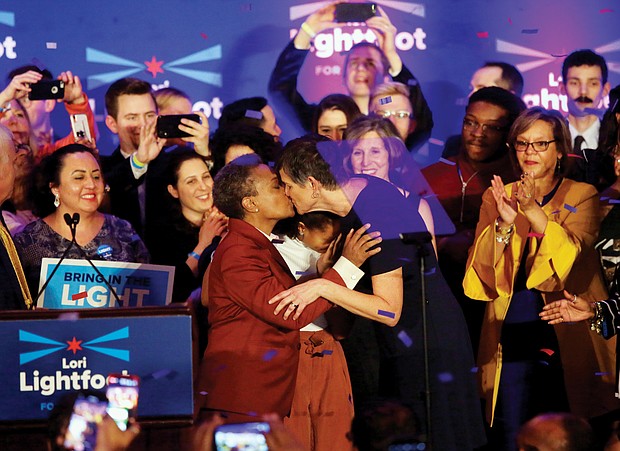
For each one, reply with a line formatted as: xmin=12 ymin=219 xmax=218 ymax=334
xmin=424 ymin=267 xmax=436 ymax=276
xmin=200 ymin=32 xmax=208 ymax=40
xmin=567 ymin=154 xmax=584 ymax=159
xmin=540 ymin=348 xmax=554 ymax=356
xmin=600 ymin=8 xmax=614 ymax=13
xmin=438 ymin=372 xmax=454 ymax=383
xmin=245 ymin=109 xmax=263 ymax=120
xmin=439 ymin=158 xmax=456 ymax=166
xmin=564 ymin=203 xmax=577 ymax=213
xmin=428 ymin=138 xmax=445 ymax=146
xmin=521 ymin=29 xmax=539 ymax=34
xmin=527 ymin=232 xmax=545 ymax=238
xmin=379 ymin=96 xmax=392 ymax=105
xmin=263 ymin=349 xmax=278 ymax=361
xmin=46 ymin=42 xmax=57 ymax=49
xmin=470 ymin=367 xmax=479 ymax=373
xmin=476 ymin=31 xmax=489 ymax=38
xmin=58 ymin=312 xmax=80 ymax=321
xmin=595 ymin=372 xmax=609 ymax=376
xmin=378 ymin=309 xmax=396 ymax=319
xmin=199 ymin=391 xmax=208 ymax=396
xmin=508 ymin=17 xmax=512 ymax=25
xmin=397 ymin=330 xmax=413 ymax=347
xmin=72 ymin=291 xmax=88 ymax=301
xmin=609 ymin=199 xmax=620 ymax=204
xmin=551 ymin=210 xmax=561 ymax=215
xmin=407 ymin=79 xmax=418 ymax=87
xmin=151 ymin=369 xmax=173 ymax=379
xmin=321 ymin=350 xmax=333 ymax=356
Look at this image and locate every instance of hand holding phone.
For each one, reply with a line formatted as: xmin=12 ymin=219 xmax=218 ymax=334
xmin=157 ymin=114 xmax=201 ymax=139
xmin=63 ymin=394 xmax=108 ymax=451
xmin=106 ymin=373 xmax=139 ymax=432
xmin=28 ymin=80 xmax=65 ymax=100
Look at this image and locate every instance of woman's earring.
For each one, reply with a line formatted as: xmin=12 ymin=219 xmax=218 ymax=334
xmin=53 ymin=193 xmax=60 ymax=208
xmin=105 ymin=184 xmax=111 ymax=193
xmin=556 ymin=158 xmax=561 ymax=173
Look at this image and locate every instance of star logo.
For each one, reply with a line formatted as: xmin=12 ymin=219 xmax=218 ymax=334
xmin=144 ymin=56 xmax=164 ymax=78
xmin=66 ymin=337 xmax=83 ymax=354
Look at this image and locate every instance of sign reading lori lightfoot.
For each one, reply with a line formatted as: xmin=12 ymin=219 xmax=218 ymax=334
xmin=0 ymin=313 xmax=193 ymax=421
xmin=37 ymin=258 xmax=175 ymax=309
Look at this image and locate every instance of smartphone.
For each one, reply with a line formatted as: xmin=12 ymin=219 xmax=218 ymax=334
xmin=28 ymin=79 xmax=65 ymax=100
xmin=156 ymin=113 xmax=200 ymax=139
xmin=71 ymin=113 xmax=92 ymax=141
xmin=334 ymin=3 xmax=377 ymax=22
xmin=105 ymin=373 xmax=139 ymax=432
xmin=214 ymin=422 xmax=270 ymax=451
xmin=63 ymin=394 xmax=108 ymax=451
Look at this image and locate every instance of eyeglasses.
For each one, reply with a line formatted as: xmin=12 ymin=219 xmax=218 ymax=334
xmin=375 ymin=110 xmax=412 ymax=119
xmin=462 ymin=119 xmax=505 ymax=134
xmin=513 ymin=140 xmax=556 ymax=152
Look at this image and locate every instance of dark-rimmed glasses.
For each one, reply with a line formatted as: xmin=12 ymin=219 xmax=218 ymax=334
xmin=513 ymin=140 xmax=556 ymax=152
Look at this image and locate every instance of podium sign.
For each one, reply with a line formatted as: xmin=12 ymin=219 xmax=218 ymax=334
xmin=38 ymin=258 xmax=175 ymax=309
xmin=0 ymin=309 xmax=193 ymax=422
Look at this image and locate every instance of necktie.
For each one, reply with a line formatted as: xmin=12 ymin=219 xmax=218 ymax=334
xmin=573 ymin=135 xmax=585 ymax=154
xmin=0 ymin=222 xmax=33 ymax=309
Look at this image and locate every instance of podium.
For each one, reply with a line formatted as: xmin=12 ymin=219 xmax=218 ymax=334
xmin=0 ymin=305 xmax=194 ymax=429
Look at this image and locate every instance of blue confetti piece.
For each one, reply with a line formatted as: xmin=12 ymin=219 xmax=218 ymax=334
xmin=424 ymin=267 xmax=436 ymax=276
xmin=595 ymin=372 xmax=609 ymax=376
xmin=263 ymin=349 xmax=278 ymax=361
xmin=438 ymin=372 xmax=454 ymax=383
xmin=378 ymin=309 xmax=396 ymax=319
xmin=551 ymin=209 xmax=561 ymax=215
xmin=245 ymin=109 xmax=263 ymax=120
xmin=439 ymin=157 xmax=456 ymax=166
xmin=397 ymin=330 xmax=413 ymax=347
xmin=563 ymin=203 xmax=577 ymax=213
xmin=151 ymin=369 xmax=173 ymax=379
xmin=379 ymin=96 xmax=392 ymax=105
xmin=321 ymin=350 xmax=333 ymax=356
xmin=609 ymin=199 xmax=620 ymax=204
xmin=521 ymin=28 xmax=538 ymax=34
xmin=470 ymin=367 xmax=479 ymax=373
xmin=407 ymin=79 xmax=418 ymax=87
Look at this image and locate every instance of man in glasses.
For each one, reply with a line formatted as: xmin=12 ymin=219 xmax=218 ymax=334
xmin=369 ymin=81 xmax=416 ymax=145
xmin=422 ymin=87 xmax=526 ymax=354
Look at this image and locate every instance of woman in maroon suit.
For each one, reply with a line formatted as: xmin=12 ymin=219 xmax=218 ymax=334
xmin=197 ymin=159 xmax=378 ymax=422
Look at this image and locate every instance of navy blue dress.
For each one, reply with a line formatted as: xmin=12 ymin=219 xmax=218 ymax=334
xmin=340 ymin=175 xmax=486 ymax=450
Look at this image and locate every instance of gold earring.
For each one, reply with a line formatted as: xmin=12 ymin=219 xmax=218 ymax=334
xmin=311 ymin=191 xmax=319 ymax=199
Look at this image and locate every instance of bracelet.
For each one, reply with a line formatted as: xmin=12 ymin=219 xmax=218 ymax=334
xmin=494 ymin=218 xmax=514 ymax=245
xmin=589 ymin=301 xmax=604 ymax=335
xmin=131 ymin=153 xmax=146 ymax=169
xmin=301 ymin=22 xmax=317 ymax=39
xmin=188 ymin=251 xmax=201 ymax=261
xmin=495 ymin=217 xmax=514 ymax=235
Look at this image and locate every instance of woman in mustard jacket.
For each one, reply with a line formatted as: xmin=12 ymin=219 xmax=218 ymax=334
xmin=464 ymin=107 xmax=618 ymax=450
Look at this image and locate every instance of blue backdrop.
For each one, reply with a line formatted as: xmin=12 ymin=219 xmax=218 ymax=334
xmin=1 ymin=0 xmax=617 ymax=163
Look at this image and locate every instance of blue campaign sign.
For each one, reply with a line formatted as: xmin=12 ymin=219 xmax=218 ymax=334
xmin=0 ymin=312 xmax=193 ymax=422
xmin=38 ymin=258 xmax=175 ymax=309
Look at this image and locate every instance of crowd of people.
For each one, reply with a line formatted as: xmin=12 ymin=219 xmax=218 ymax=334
xmin=2 ymin=2 xmax=620 ymax=450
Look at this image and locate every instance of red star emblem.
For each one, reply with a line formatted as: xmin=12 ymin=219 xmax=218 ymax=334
xmin=144 ymin=56 xmax=164 ymax=78
xmin=66 ymin=337 xmax=83 ymax=355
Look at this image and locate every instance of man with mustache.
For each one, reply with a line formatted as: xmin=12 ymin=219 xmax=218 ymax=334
xmin=561 ymin=50 xmax=611 ymax=187
xmin=421 ymin=87 xmax=525 ymax=354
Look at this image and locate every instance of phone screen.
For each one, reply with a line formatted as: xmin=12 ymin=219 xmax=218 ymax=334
xmin=63 ymin=394 xmax=108 ymax=451
xmin=334 ymin=3 xmax=377 ymax=22
xmin=214 ymin=422 xmax=270 ymax=451
xmin=105 ymin=373 xmax=139 ymax=432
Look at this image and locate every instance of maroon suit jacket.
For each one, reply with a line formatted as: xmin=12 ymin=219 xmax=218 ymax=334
xmin=199 ymin=218 xmax=344 ymax=418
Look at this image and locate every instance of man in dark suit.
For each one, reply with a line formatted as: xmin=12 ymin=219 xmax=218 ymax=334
xmin=101 ymin=78 xmax=166 ymax=239
xmin=0 ymin=124 xmax=32 ymax=310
